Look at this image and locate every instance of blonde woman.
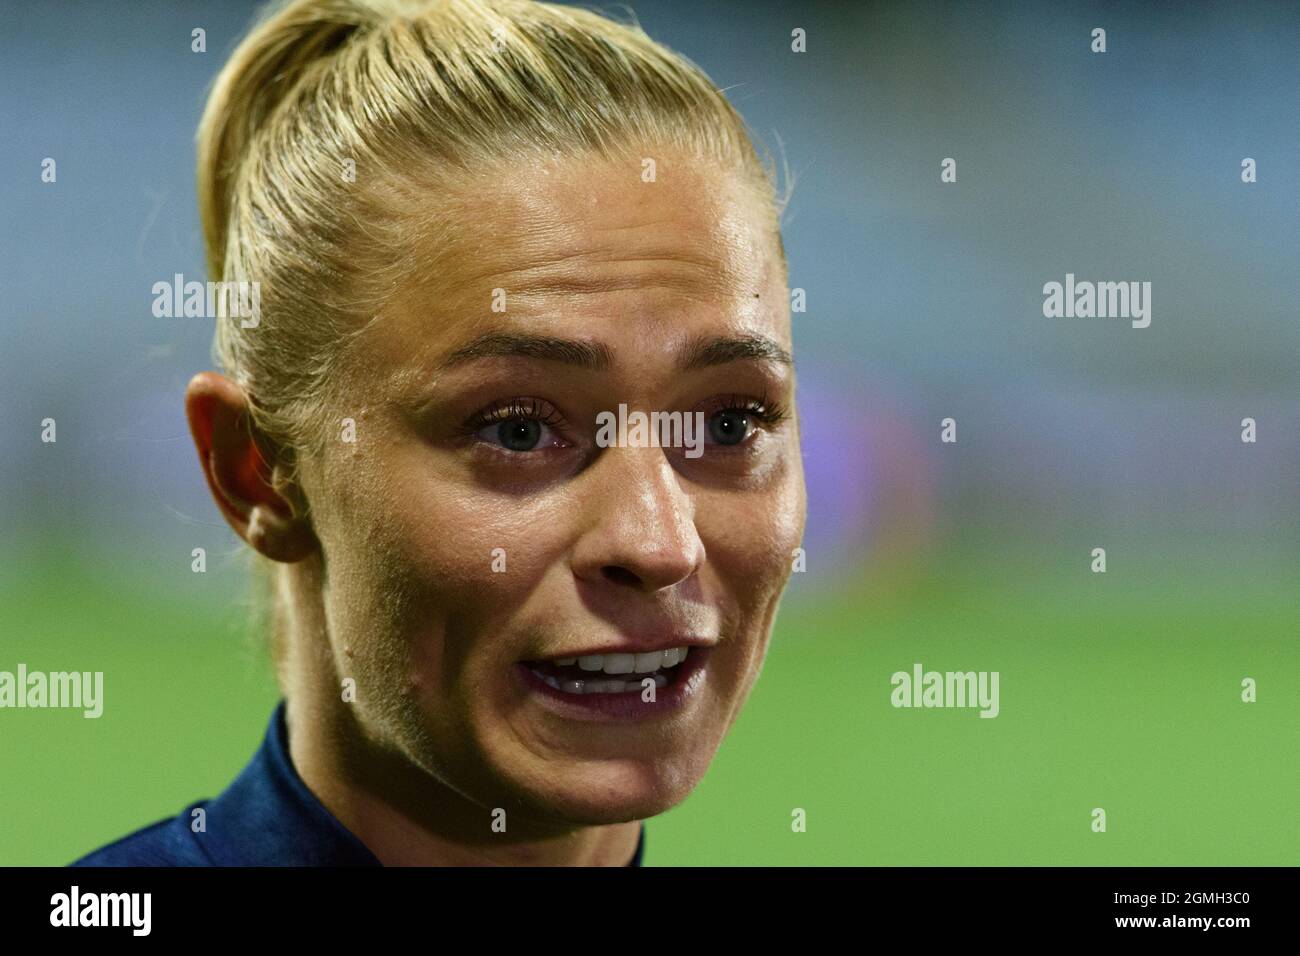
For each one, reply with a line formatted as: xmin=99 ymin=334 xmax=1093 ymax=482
xmin=75 ymin=0 xmax=804 ymax=867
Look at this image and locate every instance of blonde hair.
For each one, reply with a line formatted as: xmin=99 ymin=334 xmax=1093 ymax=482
xmin=196 ymin=0 xmax=789 ymax=671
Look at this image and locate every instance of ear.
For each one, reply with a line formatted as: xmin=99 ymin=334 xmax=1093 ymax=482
xmin=184 ymin=371 xmax=318 ymax=562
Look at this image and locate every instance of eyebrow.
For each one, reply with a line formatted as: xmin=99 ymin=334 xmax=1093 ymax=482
xmin=679 ymin=333 xmax=793 ymax=370
xmin=438 ymin=332 xmax=612 ymax=370
xmin=437 ymin=331 xmax=792 ymax=372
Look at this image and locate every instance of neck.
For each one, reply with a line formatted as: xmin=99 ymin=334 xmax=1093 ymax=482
xmin=274 ymin=562 xmax=641 ymax=866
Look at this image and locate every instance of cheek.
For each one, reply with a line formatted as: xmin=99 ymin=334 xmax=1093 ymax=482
xmin=701 ymin=460 xmax=806 ymax=603
xmin=313 ymin=442 xmax=579 ymax=652
xmin=306 ymin=447 xmax=574 ymax=751
xmin=368 ymin=484 xmax=579 ymax=609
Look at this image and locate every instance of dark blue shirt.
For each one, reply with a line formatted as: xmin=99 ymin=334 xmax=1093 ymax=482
xmin=72 ymin=700 xmax=645 ymax=867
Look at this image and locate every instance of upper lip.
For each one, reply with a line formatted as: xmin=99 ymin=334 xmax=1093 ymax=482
xmin=528 ymin=637 xmax=716 ymax=661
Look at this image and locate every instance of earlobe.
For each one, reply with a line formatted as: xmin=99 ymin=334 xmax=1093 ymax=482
xmin=247 ymin=498 xmax=317 ymax=562
xmin=184 ymin=371 xmax=318 ymax=563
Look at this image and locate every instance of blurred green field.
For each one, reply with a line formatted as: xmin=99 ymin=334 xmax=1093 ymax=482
xmin=2 ymin=541 xmax=1296 ymax=866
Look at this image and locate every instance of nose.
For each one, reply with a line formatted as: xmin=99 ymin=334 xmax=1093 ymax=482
xmin=570 ymin=446 xmax=705 ymax=594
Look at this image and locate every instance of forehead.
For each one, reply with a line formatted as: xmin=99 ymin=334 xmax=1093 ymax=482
xmin=447 ymin=150 xmax=774 ymax=291
xmin=359 ymin=148 xmax=787 ymax=389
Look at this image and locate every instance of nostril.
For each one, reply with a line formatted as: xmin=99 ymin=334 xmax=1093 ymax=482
xmin=601 ymin=566 xmax=641 ymax=588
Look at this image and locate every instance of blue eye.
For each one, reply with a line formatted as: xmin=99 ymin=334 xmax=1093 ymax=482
xmin=706 ymin=409 xmax=752 ymax=445
xmin=478 ymin=418 xmax=557 ymax=452
xmin=467 ymin=398 xmax=568 ymax=452
xmin=697 ymin=394 xmax=790 ymax=448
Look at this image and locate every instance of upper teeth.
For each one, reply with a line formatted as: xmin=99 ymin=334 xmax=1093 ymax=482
xmin=553 ymin=647 xmax=689 ymax=674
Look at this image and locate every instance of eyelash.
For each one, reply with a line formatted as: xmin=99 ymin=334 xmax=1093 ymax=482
xmin=462 ymin=397 xmax=568 ymax=435
xmin=459 ymin=392 xmax=789 ymax=449
xmin=703 ymin=392 xmax=789 ymax=430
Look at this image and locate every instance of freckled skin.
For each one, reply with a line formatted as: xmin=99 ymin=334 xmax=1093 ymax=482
xmin=253 ymin=149 xmax=803 ymax=864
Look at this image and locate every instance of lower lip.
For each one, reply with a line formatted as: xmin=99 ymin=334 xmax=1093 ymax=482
xmin=515 ymin=647 xmax=712 ymax=722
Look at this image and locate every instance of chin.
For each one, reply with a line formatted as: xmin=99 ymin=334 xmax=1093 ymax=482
xmin=503 ymin=752 xmax=711 ymax=827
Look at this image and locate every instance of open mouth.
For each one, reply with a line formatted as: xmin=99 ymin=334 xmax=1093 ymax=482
xmin=522 ymin=647 xmax=692 ymax=695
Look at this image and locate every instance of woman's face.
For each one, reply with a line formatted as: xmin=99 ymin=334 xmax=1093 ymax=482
xmin=299 ymin=148 xmax=804 ymax=826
